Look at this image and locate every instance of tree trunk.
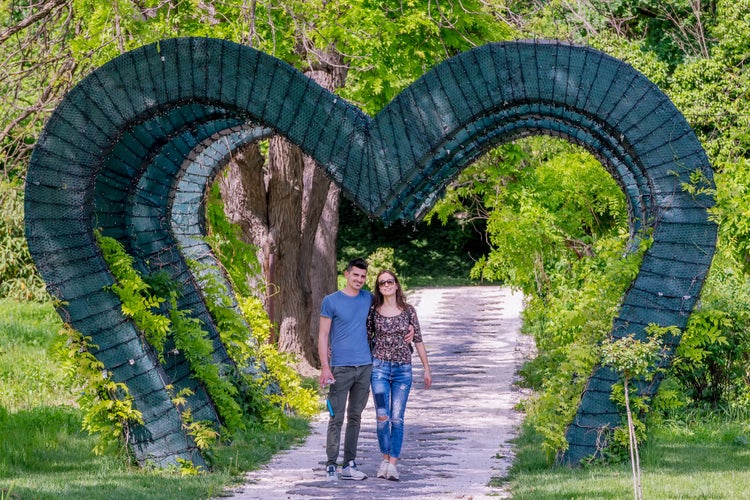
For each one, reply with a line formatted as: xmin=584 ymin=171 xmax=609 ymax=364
xmin=218 ymin=52 xmax=346 ymax=374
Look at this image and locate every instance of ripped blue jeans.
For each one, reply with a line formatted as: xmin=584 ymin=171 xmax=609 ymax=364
xmin=370 ymin=358 xmax=413 ymax=459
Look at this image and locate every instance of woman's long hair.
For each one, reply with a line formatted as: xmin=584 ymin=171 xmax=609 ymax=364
xmin=372 ymin=270 xmax=409 ymax=311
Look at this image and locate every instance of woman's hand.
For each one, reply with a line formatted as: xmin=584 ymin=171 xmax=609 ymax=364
xmin=414 ymin=342 xmax=431 ymax=388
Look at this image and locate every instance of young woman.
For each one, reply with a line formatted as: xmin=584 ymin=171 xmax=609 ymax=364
xmin=367 ymin=270 xmax=432 ymax=481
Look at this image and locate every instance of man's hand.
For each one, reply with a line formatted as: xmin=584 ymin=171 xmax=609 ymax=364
xmin=405 ymin=324 xmax=415 ymax=343
xmin=319 ymin=368 xmax=335 ymax=388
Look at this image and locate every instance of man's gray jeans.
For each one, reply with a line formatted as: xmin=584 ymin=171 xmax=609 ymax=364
xmin=326 ymin=364 xmax=373 ymax=466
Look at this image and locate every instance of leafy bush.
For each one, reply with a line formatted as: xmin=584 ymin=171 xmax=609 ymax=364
xmin=667 ymin=250 xmax=750 ymax=409
xmin=521 ymin=234 xmax=648 ymax=458
xmin=337 ymin=198 xmax=490 ymax=287
xmin=428 ymin=137 xmax=642 ymax=458
xmin=55 ymin=325 xmax=143 ymax=456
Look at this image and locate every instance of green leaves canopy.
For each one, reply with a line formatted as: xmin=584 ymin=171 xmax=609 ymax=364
xmin=69 ymin=0 xmax=512 ymax=114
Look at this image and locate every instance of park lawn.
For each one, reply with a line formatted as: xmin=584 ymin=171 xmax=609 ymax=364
xmin=502 ymin=418 xmax=750 ymax=499
xmin=0 ymin=403 xmax=309 ymax=500
xmin=0 ymin=298 xmax=309 ymax=499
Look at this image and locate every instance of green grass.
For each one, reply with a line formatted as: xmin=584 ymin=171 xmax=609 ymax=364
xmin=0 ymin=404 xmax=309 ymax=499
xmin=0 ymin=300 xmax=76 ymax=411
xmin=500 ymin=415 xmax=750 ymax=499
xmin=0 ymin=299 xmax=310 ymax=499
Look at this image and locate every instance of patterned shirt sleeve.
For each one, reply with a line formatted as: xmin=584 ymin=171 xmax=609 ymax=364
xmin=408 ymin=305 xmax=423 ymax=344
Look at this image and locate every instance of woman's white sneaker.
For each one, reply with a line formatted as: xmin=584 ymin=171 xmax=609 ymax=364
xmin=386 ymin=462 xmax=399 ymax=481
xmin=376 ymin=459 xmax=389 ymax=478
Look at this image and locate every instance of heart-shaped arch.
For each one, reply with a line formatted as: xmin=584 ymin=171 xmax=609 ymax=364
xmin=25 ymin=37 xmax=716 ymax=467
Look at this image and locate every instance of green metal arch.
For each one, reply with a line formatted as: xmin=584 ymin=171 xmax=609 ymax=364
xmin=25 ymin=37 xmax=716 ymax=466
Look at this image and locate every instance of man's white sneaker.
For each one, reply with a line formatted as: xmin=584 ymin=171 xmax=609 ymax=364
xmin=376 ymin=459 xmax=389 ymax=478
xmin=326 ymin=464 xmax=337 ymax=481
xmin=341 ymin=460 xmax=367 ymax=480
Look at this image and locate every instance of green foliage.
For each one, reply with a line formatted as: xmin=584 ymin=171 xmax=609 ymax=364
xmin=324 ymin=0 xmax=513 ymax=114
xmin=201 ymin=196 xmax=319 ymax=421
xmin=238 ymin=294 xmax=319 ymax=421
xmin=670 ymin=60 xmax=750 ymax=162
xmin=100 ymin=227 xmax=315 ymax=437
xmin=166 ymin=293 xmax=244 ymax=434
xmin=205 ymin=183 xmax=262 ymax=298
xmin=521 ymin=234 xmax=648 ymax=456
xmin=431 ymin=139 xmax=628 ymax=297
xmin=601 ymin=326 xmax=674 ymax=464
xmin=710 ymin=160 xmax=750 ymax=274
xmin=666 ymin=1 xmax=750 ymax=161
xmin=669 ymin=251 xmax=750 ymax=407
xmin=0 ymin=182 xmax=47 ymax=301
xmin=429 ymin=136 xmax=646 ymax=457
xmin=191 ymin=260 xmax=256 ymax=365
xmin=361 ymin=247 xmax=397 ymax=290
xmin=168 ymin=386 xmax=219 ymax=453
xmin=54 ymin=324 xmax=143 ymax=456
xmin=191 ymin=259 xmax=318 ymax=424
xmin=602 ymin=328 xmax=672 ymax=381
xmin=96 ymin=232 xmax=170 ymax=356
xmin=518 ymin=0 xmax=718 ymax=67
xmin=69 ymin=0 xmax=224 ymax=66
xmin=337 ymin=199 xmax=491 ymax=288
xmin=67 ymin=0 xmax=511 ymax=114
xmin=97 ymin=231 xmax=244 ymax=450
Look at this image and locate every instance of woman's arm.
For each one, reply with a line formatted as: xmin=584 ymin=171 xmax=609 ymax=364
xmin=414 ymin=342 xmax=432 ymax=389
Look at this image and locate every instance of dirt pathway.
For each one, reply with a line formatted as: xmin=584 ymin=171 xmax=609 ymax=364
xmin=223 ymin=286 xmax=532 ymax=499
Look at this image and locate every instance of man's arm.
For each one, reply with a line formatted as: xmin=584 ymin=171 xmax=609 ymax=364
xmin=318 ymin=316 xmax=334 ymax=387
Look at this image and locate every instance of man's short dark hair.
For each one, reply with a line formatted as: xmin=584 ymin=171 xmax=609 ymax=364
xmin=346 ymin=258 xmax=368 ymax=272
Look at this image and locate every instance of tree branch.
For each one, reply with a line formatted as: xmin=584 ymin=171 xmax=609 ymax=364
xmin=0 ymin=0 xmax=68 ymax=45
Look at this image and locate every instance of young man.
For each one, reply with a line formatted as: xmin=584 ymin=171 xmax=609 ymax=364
xmin=318 ymin=257 xmax=373 ymax=481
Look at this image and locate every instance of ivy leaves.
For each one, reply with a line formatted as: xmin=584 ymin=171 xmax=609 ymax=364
xmin=88 ymin=229 xmax=318 ymax=462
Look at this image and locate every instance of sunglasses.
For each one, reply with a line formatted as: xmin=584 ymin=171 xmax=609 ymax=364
xmin=378 ymin=278 xmax=396 ymax=286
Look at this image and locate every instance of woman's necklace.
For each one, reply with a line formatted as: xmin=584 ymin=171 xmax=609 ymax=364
xmin=378 ymin=301 xmax=402 ymax=317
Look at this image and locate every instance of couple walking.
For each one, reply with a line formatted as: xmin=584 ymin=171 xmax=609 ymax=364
xmin=317 ymin=258 xmax=432 ymax=482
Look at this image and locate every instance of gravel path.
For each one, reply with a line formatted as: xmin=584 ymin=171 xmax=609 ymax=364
xmin=222 ymin=286 xmax=532 ymax=500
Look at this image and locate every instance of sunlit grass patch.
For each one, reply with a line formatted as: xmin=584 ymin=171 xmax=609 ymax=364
xmin=0 ymin=299 xmax=76 ymax=411
xmin=502 ymin=412 xmax=750 ymax=499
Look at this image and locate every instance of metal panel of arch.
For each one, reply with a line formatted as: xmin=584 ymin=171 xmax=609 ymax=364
xmin=25 ymin=37 xmax=716 ymax=467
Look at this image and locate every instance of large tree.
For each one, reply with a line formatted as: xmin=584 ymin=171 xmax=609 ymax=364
xmin=212 ymin=0 xmax=510 ymax=372
xmin=4 ymin=0 xmax=510 ymax=369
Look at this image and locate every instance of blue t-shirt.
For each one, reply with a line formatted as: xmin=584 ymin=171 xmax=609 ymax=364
xmin=320 ymin=289 xmax=373 ymax=367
